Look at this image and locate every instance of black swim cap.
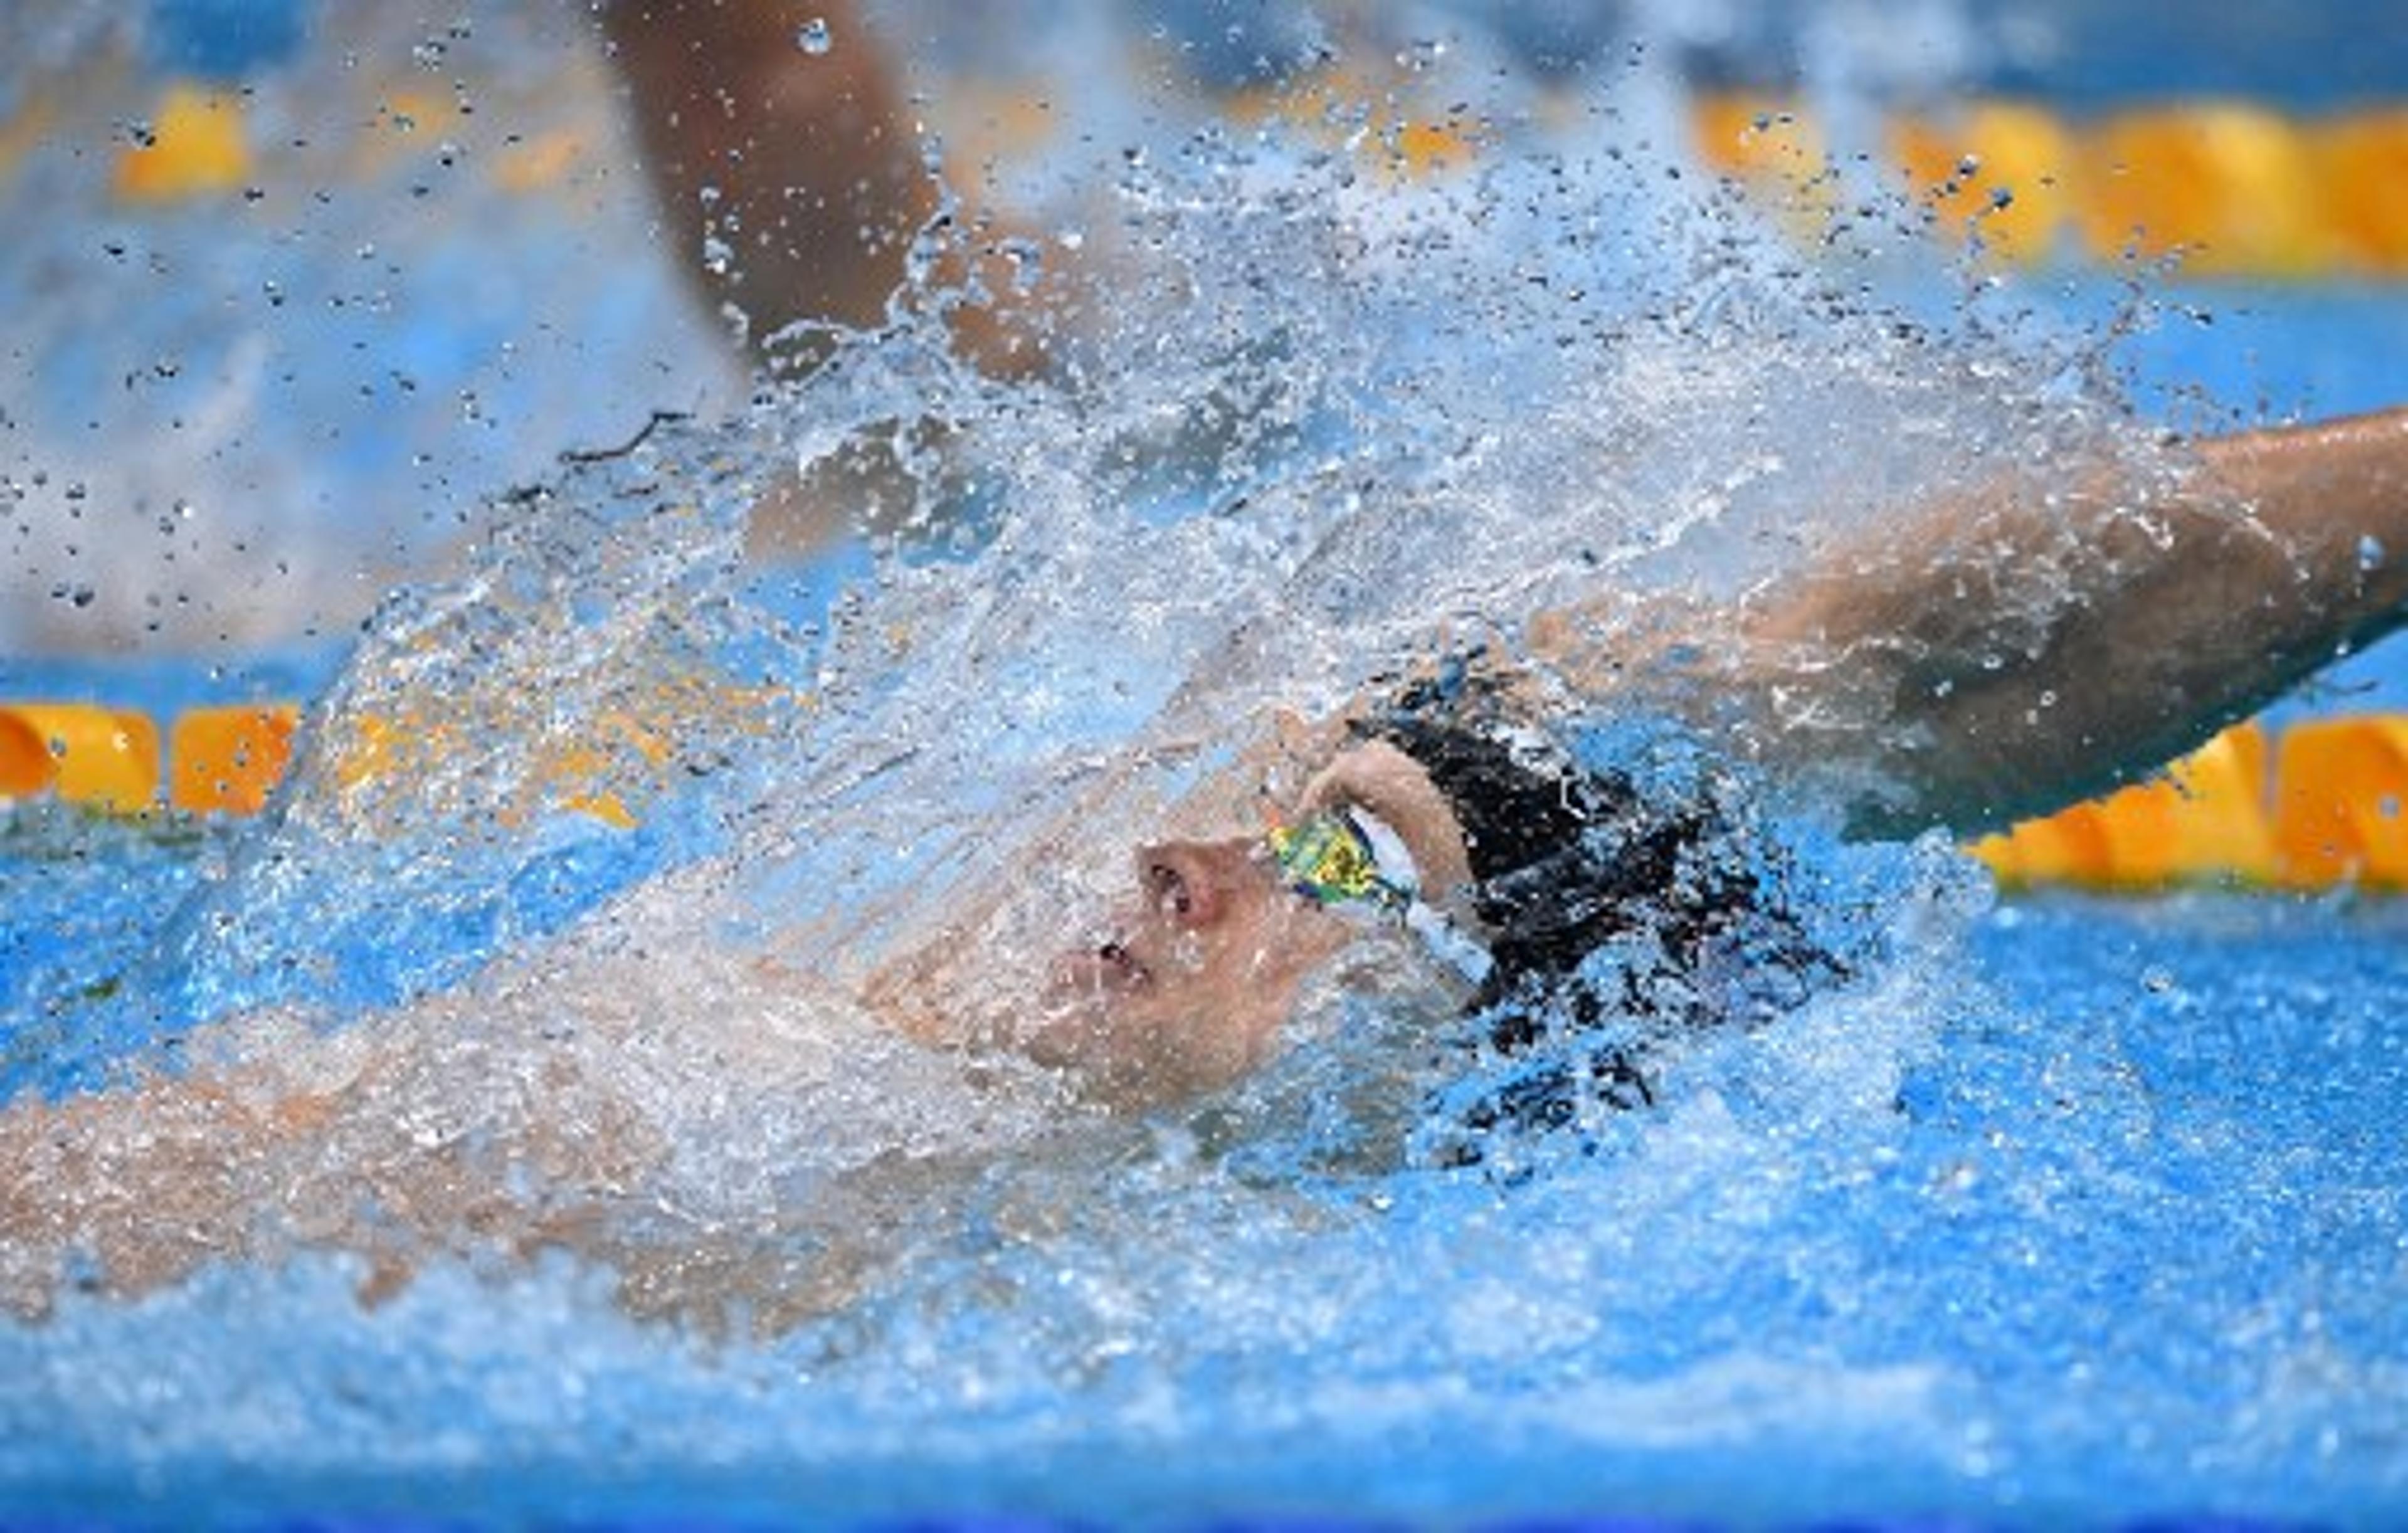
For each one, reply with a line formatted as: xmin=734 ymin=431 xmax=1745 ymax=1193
xmin=1360 ymin=659 xmax=1843 ymax=1164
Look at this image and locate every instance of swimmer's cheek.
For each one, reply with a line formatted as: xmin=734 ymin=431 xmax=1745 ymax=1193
xmin=1017 ymin=994 xmax=1175 ymax=1106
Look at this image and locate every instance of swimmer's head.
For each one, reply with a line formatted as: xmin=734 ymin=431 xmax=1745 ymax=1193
xmin=862 ymin=705 xmax=1740 ymax=1112
xmin=860 ymin=737 xmax=1487 ymax=1108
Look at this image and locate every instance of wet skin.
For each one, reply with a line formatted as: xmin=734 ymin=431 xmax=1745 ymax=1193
xmin=1031 ymin=835 xmax=1357 ymax=1105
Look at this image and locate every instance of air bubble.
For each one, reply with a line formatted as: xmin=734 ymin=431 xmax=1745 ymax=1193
xmin=796 ymin=18 xmax=832 ymax=55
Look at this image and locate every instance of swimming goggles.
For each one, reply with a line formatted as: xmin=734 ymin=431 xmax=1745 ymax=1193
xmin=1269 ymin=809 xmax=1411 ymax=910
xmin=1269 ymin=806 xmax=1492 ymax=985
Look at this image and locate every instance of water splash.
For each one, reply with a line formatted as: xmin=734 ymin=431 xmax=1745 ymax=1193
xmin=11 ymin=105 xmax=2137 ymax=1310
xmin=4 ymin=67 xmax=2400 ymax=1525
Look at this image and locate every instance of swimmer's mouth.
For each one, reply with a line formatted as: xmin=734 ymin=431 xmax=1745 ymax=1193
xmin=1052 ymin=940 xmax=1152 ymax=995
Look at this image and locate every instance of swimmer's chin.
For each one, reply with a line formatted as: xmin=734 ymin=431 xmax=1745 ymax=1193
xmin=1020 ymin=988 xmax=1270 ymax=1112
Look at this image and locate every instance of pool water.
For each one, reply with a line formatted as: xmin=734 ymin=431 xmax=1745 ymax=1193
xmin=5 ymin=3 xmax=2408 ymax=1528
xmin=6 ymin=885 xmax=2404 ymax=1525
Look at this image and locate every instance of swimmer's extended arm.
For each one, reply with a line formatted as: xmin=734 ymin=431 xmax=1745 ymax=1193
xmin=1715 ymin=406 xmax=2408 ymax=836
xmin=597 ymin=0 xmax=1042 ymax=379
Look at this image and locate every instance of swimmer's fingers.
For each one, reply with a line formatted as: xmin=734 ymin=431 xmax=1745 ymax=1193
xmin=1296 ymin=741 xmax=1477 ymax=903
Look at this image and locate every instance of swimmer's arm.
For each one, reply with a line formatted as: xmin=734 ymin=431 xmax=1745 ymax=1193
xmin=597 ymin=0 xmax=1043 ymax=379
xmin=1721 ymin=406 xmax=2408 ymax=835
xmin=0 ymin=1050 xmax=637 ymax=1315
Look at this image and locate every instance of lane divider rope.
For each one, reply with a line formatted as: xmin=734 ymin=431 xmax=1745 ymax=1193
xmin=1691 ymin=92 xmax=2408 ymax=278
xmin=8 ymin=698 xmax=2408 ymax=889
xmin=29 ymin=75 xmax=2408 ymax=278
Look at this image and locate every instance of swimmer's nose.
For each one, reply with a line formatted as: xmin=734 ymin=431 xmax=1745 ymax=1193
xmin=1133 ymin=841 xmax=1238 ymax=927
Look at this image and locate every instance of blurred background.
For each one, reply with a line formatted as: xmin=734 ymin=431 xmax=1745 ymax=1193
xmin=3 ymin=0 xmax=2406 ymax=686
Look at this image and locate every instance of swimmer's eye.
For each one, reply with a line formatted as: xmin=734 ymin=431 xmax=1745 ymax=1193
xmin=1145 ymin=861 xmax=1192 ymax=916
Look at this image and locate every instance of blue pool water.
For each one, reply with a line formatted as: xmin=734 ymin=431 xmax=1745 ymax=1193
xmin=5 ymin=882 xmax=2404 ymax=1526
xmin=6 ymin=3 xmax=2408 ymax=1529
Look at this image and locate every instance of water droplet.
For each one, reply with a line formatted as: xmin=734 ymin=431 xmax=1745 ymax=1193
xmin=2359 ymin=534 xmax=2385 ymax=573
xmin=796 ymin=18 xmax=832 ymax=55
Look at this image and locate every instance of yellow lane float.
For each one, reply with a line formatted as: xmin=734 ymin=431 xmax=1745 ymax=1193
xmin=0 ymin=704 xmax=161 ymax=813
xmin=111 ymin=83 xmax=253 ymax=203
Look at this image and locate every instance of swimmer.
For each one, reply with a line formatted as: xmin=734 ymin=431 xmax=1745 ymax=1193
xmin=583 ymin=1 xmax=2408 ymax=1108
xmin=6 ymin=404 xmax=2404 ymax=1316
xmin=14 ymin=6 xmax=2408 ymax=1317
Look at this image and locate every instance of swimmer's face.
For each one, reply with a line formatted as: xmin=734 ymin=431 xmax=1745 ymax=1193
xmin=1028 ymin=740 xmax=1480 ymax=1106
xmin=1030 ymin=836 xmax=1354 ymax=1105
xmin=862 ymin=739 xmax=1474 ymax=1110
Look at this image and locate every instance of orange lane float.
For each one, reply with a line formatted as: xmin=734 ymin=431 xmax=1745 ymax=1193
xmin=0 ymin=710 xmax=51 ymax=799
xmin=1970 ymin=722 xmax=2279 ymax=889
xmin=2269 ymin=715 xmax=2408 ymax=889
xmin=1887 ymin=100 xmax=2081 ymax=266
xmin=314 ymin=673 xmax=784 ymax=835
xmin=1687 ymin=92 xmax=1836 ymax=234
xmin=1690 ymin=92 xmax=2408 ymax=278
xmin=8 ymin=697 xmax=2408 ymax=892
xmin=169 ymin=705 xmax=300 ymax=817
xmin=1972 ymin=715 xmax=2408 ymax=890
xmin=2313 ymin=107 xmax=2408 ymax=275
xmin=2078 ymin=103 xmax=2330 ymax=278
xmin=73 ymin=69 xmax=2408 ymax=278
